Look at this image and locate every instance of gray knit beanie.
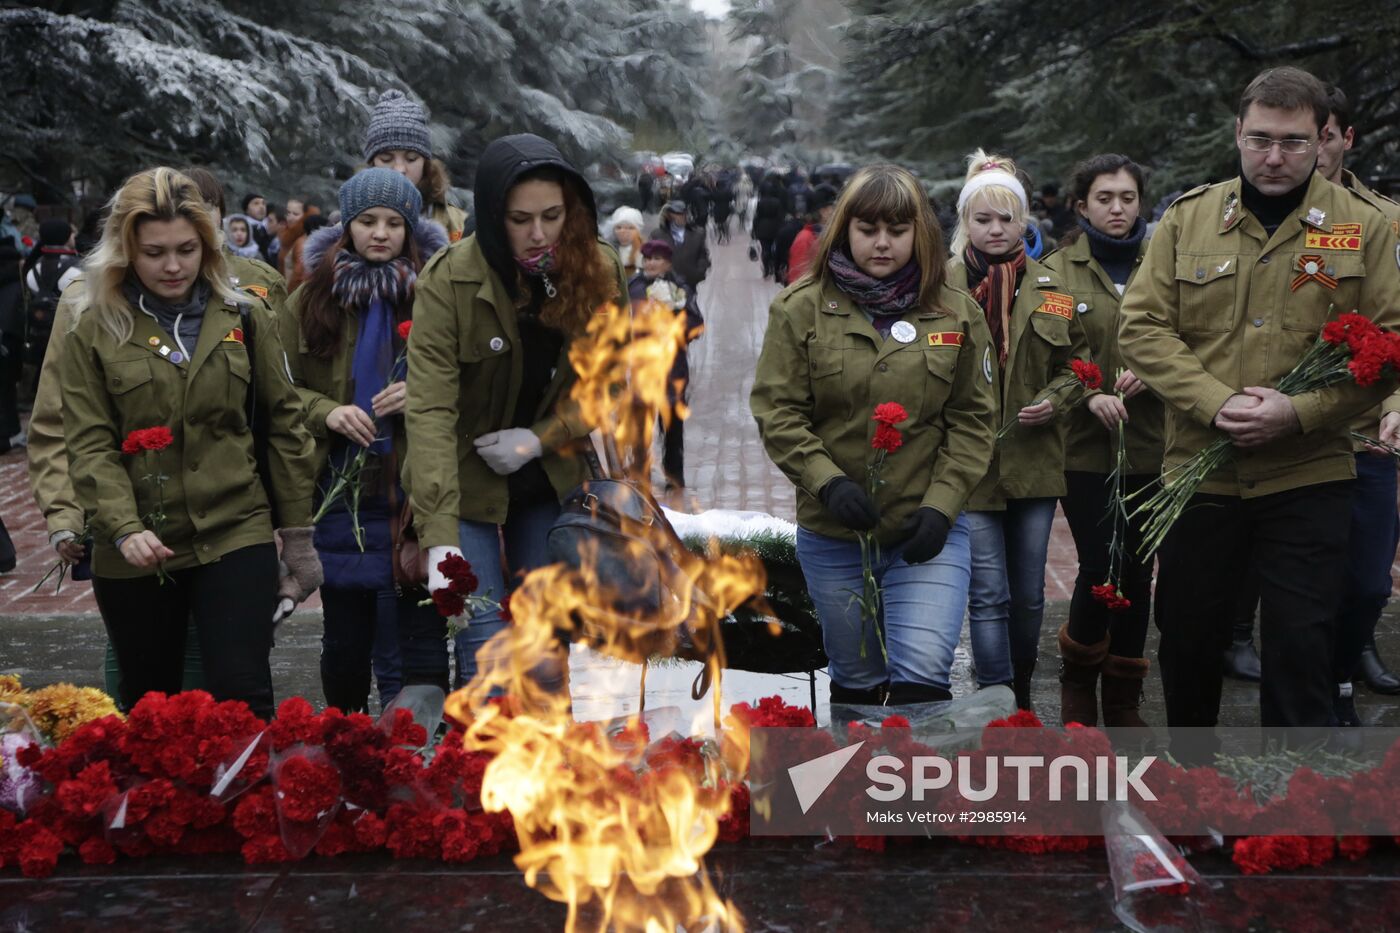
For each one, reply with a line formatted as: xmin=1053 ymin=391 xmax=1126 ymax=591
xmin=338 ymin=168 xmax=423 ymax=231
xmin=362 ymin=90 xmax=432 ymax=162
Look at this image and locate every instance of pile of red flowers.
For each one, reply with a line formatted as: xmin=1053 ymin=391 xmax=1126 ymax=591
xmin=0 ymin=691 xmax=510 ymax=876
xmin=4 ymin=691 xmax=1400 ymax=881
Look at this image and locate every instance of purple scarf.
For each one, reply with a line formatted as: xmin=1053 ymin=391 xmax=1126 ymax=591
xmin=827 ymin=247 xmax=922 ymax=317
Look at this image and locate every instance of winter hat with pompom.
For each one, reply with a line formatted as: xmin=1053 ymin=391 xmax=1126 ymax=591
xmin=362 ymin=90 xmax=432 ymax=162
xmin=338 ymin=168 xmax=423 ymax=231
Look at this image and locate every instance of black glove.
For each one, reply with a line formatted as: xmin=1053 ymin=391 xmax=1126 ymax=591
xmin=818 ymin=476 xmax=879 ymax=531
xmin=898 ymin=508 xmax=951 ymax=564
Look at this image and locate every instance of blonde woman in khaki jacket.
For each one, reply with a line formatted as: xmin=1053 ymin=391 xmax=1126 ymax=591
xmin=60 ymin=168 xmax=320 ymax=719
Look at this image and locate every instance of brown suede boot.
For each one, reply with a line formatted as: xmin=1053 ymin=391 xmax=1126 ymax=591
xmin=1058 ymin=624 xmax=1110 ymax=726
xmin=1101 ymin=655 xmax=1150 ymax=729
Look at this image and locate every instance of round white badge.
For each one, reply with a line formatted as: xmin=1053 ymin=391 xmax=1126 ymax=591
xmin=890 ymin=321 xmax=917 ymax=344
xmin=1304 ymin=260 xmax=1319 ymax=275
xmin=489 ymin=337 xmax=505 ymax=352
xmin=983 ymin=347 xmax=994 ymax=384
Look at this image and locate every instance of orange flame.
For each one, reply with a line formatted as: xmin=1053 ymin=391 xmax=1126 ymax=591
xmin=445 ymin=301 xmax=763 ymax=931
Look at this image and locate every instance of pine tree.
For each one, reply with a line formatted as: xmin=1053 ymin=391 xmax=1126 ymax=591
xmin=1 ymin=0 xmax=714 ymax=207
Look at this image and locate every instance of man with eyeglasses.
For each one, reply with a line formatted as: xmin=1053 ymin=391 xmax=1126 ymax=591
xmin=1119 ymin=66 xmax=1400 ymax=750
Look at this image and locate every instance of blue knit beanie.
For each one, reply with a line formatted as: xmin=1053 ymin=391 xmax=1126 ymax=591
xmin=362 ymin=90 xmax=432 ymax=162
xmin=338 ymin=168 xmax=423 ymax=230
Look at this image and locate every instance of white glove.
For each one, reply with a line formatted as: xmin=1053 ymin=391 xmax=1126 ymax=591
xmin=427 ymin=545 xmax=464 ymax=595
xmin=473 ymin=428 xmax=542 ymax=476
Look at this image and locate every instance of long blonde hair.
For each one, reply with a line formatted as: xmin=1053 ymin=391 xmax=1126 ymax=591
xmin=798 ymin=163 xmax=946 ymax=310
xmin=949 ymin=148 xmax=1029 ymax=257
xmin=77 ymin=167 xmax=241 ymax=345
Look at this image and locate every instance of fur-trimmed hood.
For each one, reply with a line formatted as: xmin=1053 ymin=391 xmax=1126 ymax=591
xmin=302 ymin=217 xmax=449 ymax=275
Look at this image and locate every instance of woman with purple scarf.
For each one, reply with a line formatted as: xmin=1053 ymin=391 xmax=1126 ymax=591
xmin=751 ymin=164 xmax=998 ymax=706
xmin=280 ymin=168 xmax=450 ymax=713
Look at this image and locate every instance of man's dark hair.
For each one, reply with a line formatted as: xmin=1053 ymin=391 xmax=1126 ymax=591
xmin=1238 ymin=66 xmax=1329 ymax=131
xmin=242 ymin=192 xmax=265 ymax=212
xmin=266 ymin=203 xmax=285 ymax=222
xmin=1069 ymin=154 xmax=1147 ymax=206
xmin=179 ymin=165 xmax=226 ymax=217
xmin=1324 ymin=84 xmax=1353 ymax=133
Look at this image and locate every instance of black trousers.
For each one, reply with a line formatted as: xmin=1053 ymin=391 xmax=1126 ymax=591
xmin=319 ymin=584 xmax=449 ymax=713
xmin=1153 ymin=482 xmax=1351 ymax=728
xmin=93 ymin=543 xmax=278 ymax=720
xmin=0 ymin=333 xmax=21 ymax=439
xmin=1060 ymin=471 xmax=1156 ymax=658
xmin=662 ymin=410 xmax=685 ymax=485
xmin=757 ymin=237 xmax=776 ymax=278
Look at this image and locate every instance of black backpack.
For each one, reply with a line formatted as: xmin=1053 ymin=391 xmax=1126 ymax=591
xmin=29 ymin=253 xmax=75 ymax=333
xmin=545 ymin=446 xmax=721 ymax=669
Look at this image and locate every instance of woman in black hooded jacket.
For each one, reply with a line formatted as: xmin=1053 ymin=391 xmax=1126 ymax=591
xmin=405 ymin=134 xmax=628 ymax=690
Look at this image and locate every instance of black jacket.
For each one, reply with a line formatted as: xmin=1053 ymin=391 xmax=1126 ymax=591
xmin=648 ymin=222 xmax=710 ymax=287
xmin=751 ymin=195 xmax=785 ymax=240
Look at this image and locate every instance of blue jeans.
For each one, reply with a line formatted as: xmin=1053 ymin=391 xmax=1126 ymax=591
xmin=796 ymin=517 xmax=972 ymax=693
xmin=967 ymin=498 xmax=1057 ymax=675
xmin=454 ymin=499 xmax=563 ymax=689
xmin=1336 ymin=452 xmax=1400 ymax=679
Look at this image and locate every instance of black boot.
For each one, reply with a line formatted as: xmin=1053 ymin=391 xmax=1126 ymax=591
xmin=1011 ymin=658 xmax=1036 ymax=711
xmin=1222 ymin=620 xmax=1261 ymax=682
xmin=886 ymin=681 xmax=952 ymax=705
xmin=1359 ymin=644 xmax=1400 ymax=695
xmin=829 ymin=682 xmax=889 ymax=706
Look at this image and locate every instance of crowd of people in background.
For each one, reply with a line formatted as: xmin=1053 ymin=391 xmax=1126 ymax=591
xmin=3 ymin=65 xmax=1400 ymax=756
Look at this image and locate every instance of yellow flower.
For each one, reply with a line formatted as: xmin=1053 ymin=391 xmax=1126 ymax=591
xmin=19 ymin=683 xmax=123 ymax=744
xmin=0 ymin=674 xmax=22 ymax=702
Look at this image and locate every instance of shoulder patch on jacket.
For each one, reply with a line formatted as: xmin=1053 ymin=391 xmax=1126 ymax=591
xmin=240 ymin=283 xmax=269 ymax=299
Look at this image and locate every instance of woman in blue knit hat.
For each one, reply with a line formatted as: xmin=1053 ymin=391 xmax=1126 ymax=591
xmin=364 ymin=90 xmax=469 ymax=243
xmin=279 ymin=167 xmax=450 ymax=713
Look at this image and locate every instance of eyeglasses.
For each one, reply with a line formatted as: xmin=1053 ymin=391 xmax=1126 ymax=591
xmin=1240 ymin=135 xmax=1316 ymax=155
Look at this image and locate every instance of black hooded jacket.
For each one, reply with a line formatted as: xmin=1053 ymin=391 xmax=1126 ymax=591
xmin=472 ymin=134 xmax=599 ymax=504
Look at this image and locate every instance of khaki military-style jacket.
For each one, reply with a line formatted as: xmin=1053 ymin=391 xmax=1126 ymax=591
xmin=404 ymin=235 xmax=627 ymax=549
xmin=749 ymin=277 xmax=998 ymax=543
xmin=28 ymin=254 xmax=288 ymax=541
xmin=949 ymin=256 xmax=1095 ymax=509
xmin=429 ymin=202 xmax=469 ymax=244
xmin=1338 ymin=171 xmax=1400 ymax=440
xmin=1040 ymin=235 xmax=1165 ymax=475
xmin=1119 ymin=172 xmax=1400 ymax=497
xmin=60 ymin=285 xmax=316 ymax=578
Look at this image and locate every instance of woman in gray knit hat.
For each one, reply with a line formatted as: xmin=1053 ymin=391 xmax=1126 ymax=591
xmin=280 ymin=167 xmax=450 ymax=713
xmin=364 ymin=90 xmax=469 ymax=242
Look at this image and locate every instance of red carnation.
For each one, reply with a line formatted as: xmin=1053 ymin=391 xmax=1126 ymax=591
xmin=121 ymin=426 xmax=174 ymax=456
xmin=872 ymin=402 xmax=908 ymax=426
xmin=432 ymin=588 xmax=466 ymax=618
xmin=871 ymin=422 xmax=903 ymax=453
xmin=1091 ymin=582 xmax=1131 ymax=611
xmin=437 ymin=553 xmax=479 ymax=596
xmin=1322 ymin=312 xmax=1381 ymax=353
xmin=1070 ymin=360 xmax=1103 ymax=391
xmin=397 ymin=320 xmax=413 ymax=341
